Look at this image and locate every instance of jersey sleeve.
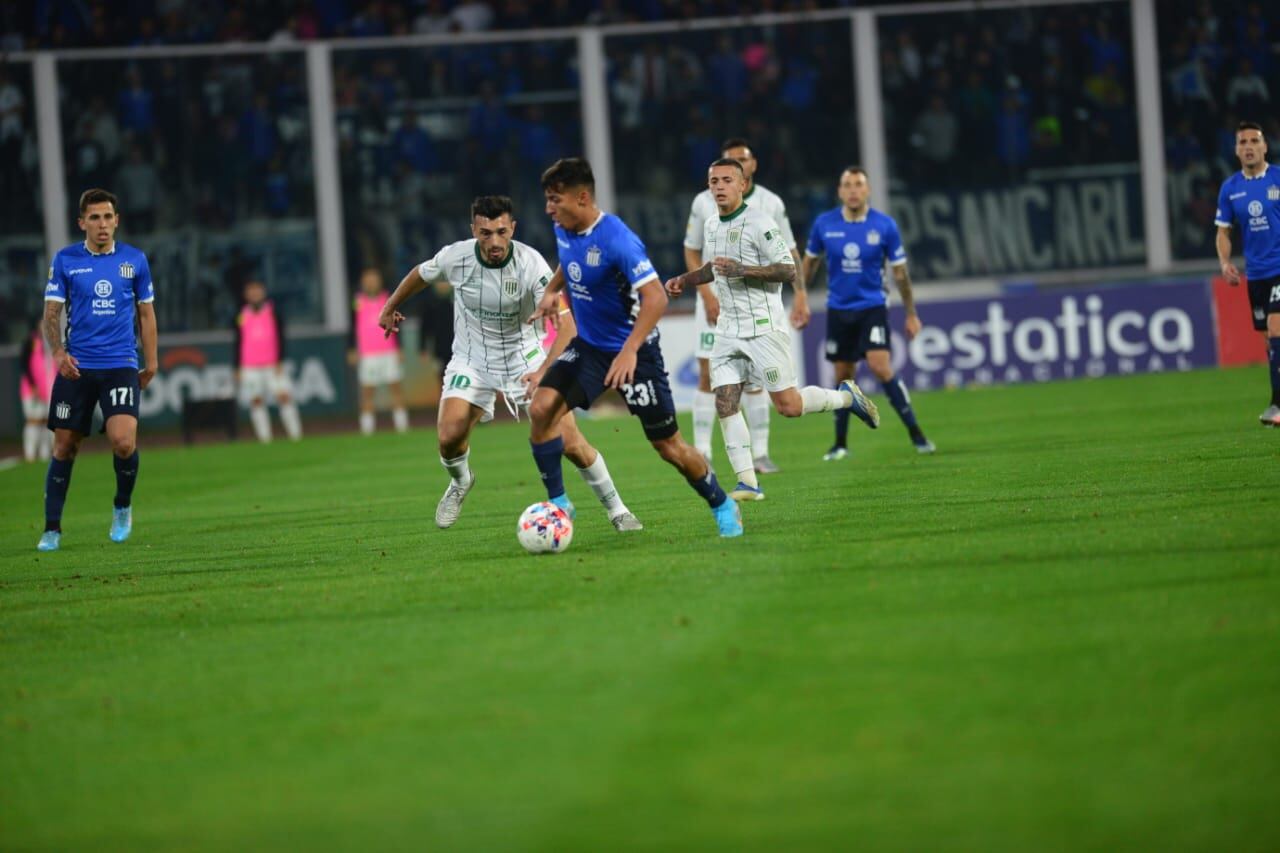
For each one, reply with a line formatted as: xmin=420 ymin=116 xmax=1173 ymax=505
xmin=805 ymin=217 xmax=824 ymax=258
xmin=135 ymin=255 xmax=155 ymax=303
xmin=612 ymin=226 xmax=660 ymax=290
xmin=758 ymin=217 xmax=795 ymax=266
xmin=884 ymin=219 xmax=908 ymax=266
xmin=773 ymin=202 xmax=798 ymax=250
xmin=1214 ymin=181 xmax=1234 ymax=228
xmin=527 ymin=247 xmax=554 ymax=303
xmin=684 ymin=195 xmax=709 ymax=251
xmin=417 ymin=244 xmax=453 ymax=285
xmin=45 ymin=254 xmax=67 ymax=303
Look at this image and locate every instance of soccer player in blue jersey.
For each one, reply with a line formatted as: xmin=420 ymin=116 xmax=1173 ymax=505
xmin=803 ymin=167 xmax=935 ymax=459
xmin=527 ymin=158 xmax=742 ymax=537
xmin=1215 ymin=121 xmax=1280 ymax=427
xmin=37 ymin=188 xmax=158 ymax=551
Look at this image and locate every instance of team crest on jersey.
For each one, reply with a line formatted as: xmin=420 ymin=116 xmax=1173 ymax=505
xmin=1269 ymin=186 xmax=1280 ymax=201
xmin=728 ymin=229 xmax=741 ymax=244
xmin=866 ymin=230 xmax=881 ymax=245
xmin=567 ymin=262 xmax=583 ymax=282
xmin=118 ymin=262 xmax=135 ymax=279
xmin=765 ymin=367 xmax=780 ymax=385
xmin=585 ymin=246 xmax=602 ymax=267
xmin=503 ymin=278 xmax=518 ymax=296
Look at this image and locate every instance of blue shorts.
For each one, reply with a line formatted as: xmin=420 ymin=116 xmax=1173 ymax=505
xmin=47 ymin=367 xmax=141 ymax=435
xmin=1247 ymin=276 xmax=1280 ymax=331
xmin=825 ymin=305 xmax=890 ymax=362
xmin=541 ymin=336 xmax=679 ymax=440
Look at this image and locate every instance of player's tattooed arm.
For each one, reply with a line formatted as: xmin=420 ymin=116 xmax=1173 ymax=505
xmin=664 ymin=262 xmax=713 ymax=295
xmin=712 ymin=257 xmax=796 ymax=284
xmin=790 ymin=249 xmax=806 ymax=293
xmin=892 ymin=264 xmax=922 ymax=340
xmin=44 ymin=300 xmax=79 ymax=379
xmin=789 ymin=248 xmax=810 ymax=330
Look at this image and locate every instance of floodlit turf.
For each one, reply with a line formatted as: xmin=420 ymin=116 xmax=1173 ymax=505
xmin=2 ymin=367 xmax=1277 ymax=850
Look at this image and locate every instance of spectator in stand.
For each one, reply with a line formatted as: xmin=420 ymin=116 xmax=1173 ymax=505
xmin=115 ymin=143 xmax=161 ymax=233
xmin=911 ymin=94 xmax=959 ymax=181
xmin=1226 ymin=57 xmax=1270 ymax=119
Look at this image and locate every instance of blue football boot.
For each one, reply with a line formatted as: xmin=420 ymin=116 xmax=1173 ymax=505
xmin=110 ymin=506 xmax=132 ymax=543
xmin=713 ymin=497 xmax=743 ymax=538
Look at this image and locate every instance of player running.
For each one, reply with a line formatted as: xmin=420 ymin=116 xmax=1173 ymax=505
xmin=350 ymin=267 xmax=409 ymax=435
xmin=683 ymin=138 xmax=805 ymax=473
xmin=235 ymin=279 xmax=304 ymax=443
xmin=802 ymin=166 xmax=936 ymax=459
xmin=665 ymin=159 xmax=878 ymax=502
xmin=37 ymin=188 xmax=158 ymax=551
xmin=379 ymin=194 xmax=641 ymax=531
xmin=528 ymin=157 xmax=742 ymax=537
xmin=1215 ymin=120 xmax=1280 ymax=426
xmin=19 ymin=318 xmax=54 ymax=462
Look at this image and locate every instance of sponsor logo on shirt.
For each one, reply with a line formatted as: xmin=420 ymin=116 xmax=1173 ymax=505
xmin=585 ymin=246 xmax=602 ymax=267
xmin=567 ymin=261 xmax=583 ymax=282
xmin=66 ymin=267 xmax=94 ymax=275
xmin=94 ymin=280 xmax=113 ymax=297
xmin=92 ymin=279 xmax=117 ymax=315
xmin=1230 ymin=192 xmax=1247 ymax=200
xmin=1248 ymin=199 xmax=1270 ymax=230
xmin=46 ymin=282 xmax=58 ymax=292
xmin=557 ymin=238 xmax=571 ymax=249
xmin=1248 ymin=200 xmax=1264 ymax=217
xmin=631 ymin=259 xmax=653 ymax=278
xmin=823 ymin=231 xmax=844 ymax=238
xmin=841 ymin=241 xmax=863 ymax=274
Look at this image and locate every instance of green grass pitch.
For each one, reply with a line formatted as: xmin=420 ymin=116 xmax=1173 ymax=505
xmin=2 ymin=367 xmax=1277 ymax=850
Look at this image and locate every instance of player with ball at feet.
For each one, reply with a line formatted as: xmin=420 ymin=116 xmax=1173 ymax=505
xmin=665 ymin=159 xmax=879 ymax=503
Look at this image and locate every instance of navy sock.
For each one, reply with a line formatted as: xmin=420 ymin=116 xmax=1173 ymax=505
xmin=882 ymin=376 xmax=923 ymax=437
xmin=1270 ymin=337 xmax=1280 ymax=407
xmin=113 ymin=451 xmax=139 ymax=509
xmin=530 ymin=436 xmax=566 ymax=499
xmin=44 ymin=457 xmax=75 ymax=531
xmin=833 ymin=407 xmax=850 ymax=448
xmin=687 ymin=467 xmax=727 ymax=508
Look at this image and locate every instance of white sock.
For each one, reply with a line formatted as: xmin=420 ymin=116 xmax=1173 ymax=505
xmin=392 ymin=407 xmax=409 ymax=433
xmin=23 ymin=423 xmax=40 ymax=462
xmin=718 ymin=412 xmax=757 ymax=486
xmin=692 ymin=390 xmax=716 ymax=459
xmin=577 ymin=450 xmax=628 ymax=517
xmin=360 ymin=411 xmax=375 ymax=435
xmin=250 ymin=404 xmax=272 ymax=443
xmin=744 ymin=390 xmax=771 ymax=458
xmin=40 ymin=428 xmax=52 ymax=459
xmin=440 ymin=451 xmax=472 ymax=485
xmin=280 ymin=402 xmax=303 ymax=440
xmin=801 ymin=385 xmax=849 ymax=414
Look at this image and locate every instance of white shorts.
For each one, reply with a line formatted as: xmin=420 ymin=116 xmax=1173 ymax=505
xmin=710 ymin=329 xmax=797 ymax=393
xmin=240 ymin=366 xmax=292 ymax=400
xmin=441 ymin=356 xmax=546 ymax=423
xmin=694 ymin=289 xmax=716 ymax=359
xmin=22 ymin=395 xmax=48 ymax=420
xmin=358 ymin=352 xmax=402 ymax=386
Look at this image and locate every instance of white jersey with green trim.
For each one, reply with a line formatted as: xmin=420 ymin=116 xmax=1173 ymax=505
xmin=702 ymin=203 xmax=795 ymax=339
xmin=684 ymin=182 xmax=797 ymax=252
xmin=418 ymin=238 xmax=552 ymax=377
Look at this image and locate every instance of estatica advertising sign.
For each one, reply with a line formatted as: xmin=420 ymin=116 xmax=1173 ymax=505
xmin=802 ymin=281 xmax=1220 ymax=390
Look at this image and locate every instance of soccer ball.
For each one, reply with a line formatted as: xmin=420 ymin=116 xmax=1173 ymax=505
xmin=516 ymin=502 xmax=574 ymax=554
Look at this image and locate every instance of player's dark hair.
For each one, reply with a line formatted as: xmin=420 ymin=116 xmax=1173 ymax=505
xmin=541 ymin=158 xmax=595 ymax=194
xmin=843 ymin=165 xmax=870 ymax=180
xmin=471 ymin=195 xmax=515 ymax=220
xmin=1238 ymin=120 xmax=1264 ymax=134
xmin=78 ymin=188 xmax=118 ymax=215
xmin=720 ymin=137 xmax=752 ymax=155
xmin=710 ymin=157 xmax=745 ymax=174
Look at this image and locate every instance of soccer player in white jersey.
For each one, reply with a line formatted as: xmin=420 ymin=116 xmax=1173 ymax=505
xmin=665 ymin=159 xmax=879 ymax=502
xmin=379 ymin=195 xmax=641 ymax=531
xmin=683 ymin=138 xmax=806 ymax=473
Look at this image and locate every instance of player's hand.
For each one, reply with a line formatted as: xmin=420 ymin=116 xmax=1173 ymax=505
xmin=1221 ymin=261 xmax=1242 ymax=285
xmin=55 ymin=350 xmax=80 ymax=380
xmin=604 ymin=349 xmax=637 ymax=389
xmin=379 ymin=308 xmax=405 ymax=337
xmin=712 ymin=256 xmax=745 ymax=278
xmin=790 ymin=297 xmax=810 ymax=330
xmin=664 ymin=274 xmax=686 ymax=296
xmin=528 ymin=293 xmax=563 ymax=329
xmin=703 ymin=290 xmax=721 ymax=326
xmin=138 ymin=364 xmax=157 ymax=390
xmin=521 ymin=365 xmax=547 ymax=394
xmin=904 ymin=313 xmax=922 ymax=341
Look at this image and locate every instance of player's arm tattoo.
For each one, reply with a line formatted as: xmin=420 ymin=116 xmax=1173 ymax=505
xmin=790 ymin=249 xmax=806 ymax=293
xmin=680 ymin=262 xmax=715 ymax=289
xmin=715 ymin=258 xmax=796 ymax=284
xmin=42 ymin=300 xmax=64 ymax=354
xmin=892 ymin=264 xmax=917 ymax=316
xmin=714 ymin=383 xmax=744 ymax=418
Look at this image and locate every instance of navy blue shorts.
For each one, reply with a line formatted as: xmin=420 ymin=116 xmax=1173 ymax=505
xmin=47 ymin=367 xmax=141 ymax=435
xmin=1247 ymin=276 xmax=1280 ymax=331
xmin=541 ymin=336 xmax=679 ymax=440
xmin=825 ymin=305 xmax=890 ymax=362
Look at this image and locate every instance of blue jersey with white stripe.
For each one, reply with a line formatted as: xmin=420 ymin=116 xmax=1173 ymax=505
xmin=1216 ymin=163 xmax=1280 ymax=279
xmin=805 ymin=207 xmax=906 ymax=311
xmin=554 ymin=212 xmax=660 ymax=352
xmin=46 ymin=241 xmax=154 ymax=369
